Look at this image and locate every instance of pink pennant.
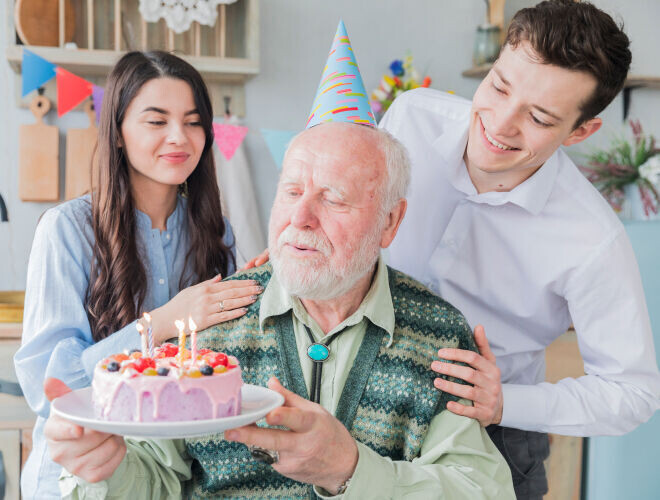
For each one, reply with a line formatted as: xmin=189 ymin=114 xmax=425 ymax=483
xmin=213 ymin=123 xmax=249 ymax=161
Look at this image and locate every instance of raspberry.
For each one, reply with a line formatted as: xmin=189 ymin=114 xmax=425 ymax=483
xmin=205 ymin=352 xmax=228 ymax=367
xmin=133 ymin=357 xmax=156 ymax=373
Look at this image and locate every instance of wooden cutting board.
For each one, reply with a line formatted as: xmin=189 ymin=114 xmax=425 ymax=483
xmin=65 ymin=100 xmax=98 ymax=200
xmin=19 ymin=96 xmax=59 ymax=202
xmin=14 ymin=0 xmax=75 ymax=47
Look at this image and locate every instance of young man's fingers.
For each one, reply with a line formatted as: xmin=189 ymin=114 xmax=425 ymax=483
xmin=434 ymin=377 xmax=478 ymax=402
xmin=473 ymin=325 xmax=496 ymax=362
xmin=431 ymin=361 xmax=481 ymax=386
xmin=436 ymin=348 xmax=489 ymax=371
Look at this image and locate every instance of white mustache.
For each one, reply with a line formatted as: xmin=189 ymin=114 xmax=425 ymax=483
xmin=277 ymin=227 xmax=331 ymax=257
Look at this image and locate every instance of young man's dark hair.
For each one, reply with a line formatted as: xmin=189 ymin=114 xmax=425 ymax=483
xmin=505 ymin=0 xmax=631 ymax=127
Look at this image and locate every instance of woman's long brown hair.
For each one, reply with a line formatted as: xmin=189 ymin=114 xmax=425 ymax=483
xmin=87 ymin=51 xmax=234 ymax=342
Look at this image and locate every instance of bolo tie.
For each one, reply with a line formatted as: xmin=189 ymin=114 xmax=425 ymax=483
xmin=303 ymin=324 xmax=346 ymax=404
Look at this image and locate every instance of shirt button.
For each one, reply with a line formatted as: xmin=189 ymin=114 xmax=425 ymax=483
xmin=159 ymin=279 xmax=165 ymax=285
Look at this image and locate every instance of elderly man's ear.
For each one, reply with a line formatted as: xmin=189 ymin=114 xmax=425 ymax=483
xmin=380 ymin=199 xmax=407 ymax=248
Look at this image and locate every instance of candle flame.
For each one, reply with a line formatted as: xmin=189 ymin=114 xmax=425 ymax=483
xmin=175 ymin=319 xmax=185 ymax=331
xmin=136 ymin=322 xmax=144 ymax=333
xmin=188 ymin=316 xmax=197 ymax=331
xmin=143 ymin=312 xmax=152 ymax=322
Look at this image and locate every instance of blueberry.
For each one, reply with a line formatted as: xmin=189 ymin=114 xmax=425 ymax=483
xmin=200 ymin=364 xmax=213 ymax=376
xmin=107 ymin=361 xmax=120 ymax=372
xmin=157 ymin=367 xmax=170 ymax=376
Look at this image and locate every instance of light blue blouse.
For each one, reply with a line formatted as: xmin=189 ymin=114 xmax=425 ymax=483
xmin=13 ymin=194 xmax=235 ymax=500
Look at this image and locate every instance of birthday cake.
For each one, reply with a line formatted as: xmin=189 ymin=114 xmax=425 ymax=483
xmin=92 ymin=343 xmax=243 ymax=422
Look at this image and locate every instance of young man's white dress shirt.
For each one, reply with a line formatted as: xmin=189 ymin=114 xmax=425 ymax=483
xmin=380 ymin=88 xmax=660 ymax=437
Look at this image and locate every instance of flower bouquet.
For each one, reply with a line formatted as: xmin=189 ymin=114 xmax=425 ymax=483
xmin=580 ymin=120 xmax=660 ymax=218
xmin=370 ymin=55 xmax=431 ymax=122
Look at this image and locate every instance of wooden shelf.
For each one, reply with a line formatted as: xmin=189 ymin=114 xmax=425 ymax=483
xmin=462 ymin=64 xmax=493 ymax=79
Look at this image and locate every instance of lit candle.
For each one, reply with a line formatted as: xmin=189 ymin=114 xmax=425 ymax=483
xmin=136 ymin=321 xmax=148 ymax=356
xmin=143 ymin=312 xmax=153 ymax=358
xmin=189 ymin=316 xmax=198 ymax=367
xmin=175 ymin=319 xmax=186 ymax=366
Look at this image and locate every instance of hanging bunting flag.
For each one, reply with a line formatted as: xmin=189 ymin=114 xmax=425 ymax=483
xmin=260 ymin=129 xmax=297 ymax=170
xmin=92 ymin=85 xmax=104 ymax=123
xmin=56 ymin=67 xmax=93 ymax=117
xmin=21 ymin=49 xmax=56 ymax=97
xmin=213 ymin=123 xmax=249 ymax=161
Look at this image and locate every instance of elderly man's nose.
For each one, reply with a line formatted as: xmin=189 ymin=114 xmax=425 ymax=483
xmin=290 ymin=198 xmax=318 ymax=229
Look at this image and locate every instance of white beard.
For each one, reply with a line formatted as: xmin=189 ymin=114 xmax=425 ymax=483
xmin=269 ymin=224 xmax=382 ymax=300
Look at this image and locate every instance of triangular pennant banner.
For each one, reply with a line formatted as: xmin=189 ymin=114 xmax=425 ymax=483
xmin=92 ymin=85 xmax=104 ymax=123
xmin=56 ymin=67 xmax=93 ymax=117
xmin=21 ymin=49 xmax=56 ymax=97
xmin=213 ymin=123 xmax=249 ymax=161
xmin=260 ymin=129 xmax=297 ymax=170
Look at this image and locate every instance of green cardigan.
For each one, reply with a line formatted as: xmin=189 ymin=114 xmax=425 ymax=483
xmin=185 ymin=264 xmax=476 ymax=499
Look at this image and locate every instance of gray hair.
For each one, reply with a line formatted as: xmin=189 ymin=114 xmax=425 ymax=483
xmin=282 ymin=125 xmax=411 ymax=214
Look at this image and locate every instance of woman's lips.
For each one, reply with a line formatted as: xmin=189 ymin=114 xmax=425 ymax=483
xmin=160 ymin=152 xmax=190 ymax=164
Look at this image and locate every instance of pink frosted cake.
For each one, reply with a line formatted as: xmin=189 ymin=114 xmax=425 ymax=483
xmin=92 ymin=343 xmax=242 ymax=422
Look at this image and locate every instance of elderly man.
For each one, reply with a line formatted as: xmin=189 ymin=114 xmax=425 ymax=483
xmin=45 ymin=121 xmax=514 ymax=499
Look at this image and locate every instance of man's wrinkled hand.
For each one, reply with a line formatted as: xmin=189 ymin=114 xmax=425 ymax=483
xmin=431 ymin=325 xmax=503 ymax=426
xmin=225 ymin=377 xmax=358 ymax=494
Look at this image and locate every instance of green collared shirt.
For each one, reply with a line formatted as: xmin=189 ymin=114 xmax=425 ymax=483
xmin=61 ymin=257 xmax=514 ymax=499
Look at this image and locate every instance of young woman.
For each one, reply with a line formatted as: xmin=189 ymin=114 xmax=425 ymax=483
xmin=14 ymin=51 xmax=262 ymax=499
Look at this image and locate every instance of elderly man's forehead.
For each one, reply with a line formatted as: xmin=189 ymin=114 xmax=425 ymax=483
xmin=292 ymin=122 xmax=381 ymax=151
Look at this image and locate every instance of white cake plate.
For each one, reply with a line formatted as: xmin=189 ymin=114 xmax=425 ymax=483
xmin=51 ymin=384 xmax=284 ymax=439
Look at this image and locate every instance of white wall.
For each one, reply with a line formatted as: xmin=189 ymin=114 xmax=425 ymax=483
xmin=1 ymin=0 xmax=658 ymax=290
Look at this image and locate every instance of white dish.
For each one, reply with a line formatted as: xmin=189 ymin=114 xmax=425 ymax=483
xmin=51 ymin=384 xmax=284 ymax=439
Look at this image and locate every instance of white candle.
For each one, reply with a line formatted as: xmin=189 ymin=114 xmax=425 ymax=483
xmin=143 ymin=312 xmax=153 ymax=358
xmin=136 ymin=321 xmax=147 ymax=356
xmin=189 ymin=316 xmax=198 ymax=367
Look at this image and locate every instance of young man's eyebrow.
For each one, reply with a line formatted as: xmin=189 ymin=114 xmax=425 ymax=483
xmin=493 ymin=68 xmax=511 ymax=86
xmin=141 ymin=107 xmax=200 ymax=115
xmin=532 ymin=104 xmax=561 ymax=122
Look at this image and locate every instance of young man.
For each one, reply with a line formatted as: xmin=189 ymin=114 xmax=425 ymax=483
xmin=380 ymin=1 xmax=660 ymax=499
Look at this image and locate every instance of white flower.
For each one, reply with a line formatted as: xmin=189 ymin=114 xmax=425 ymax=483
xmin=639 ymin=155 xmax=660 ymax=185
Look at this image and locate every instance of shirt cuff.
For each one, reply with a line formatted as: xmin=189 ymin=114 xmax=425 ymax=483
xmin=313 ymin=441 xmax=396 ymax=499
xmin=500 ymin=383 xmax=547 ymax=431
xmin=80 ymin=320 xmax=141 ymax=378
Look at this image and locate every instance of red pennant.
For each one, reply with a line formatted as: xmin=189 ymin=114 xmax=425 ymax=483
xmin=56 ymin=67 xmax=93 ymax=117
xmin=213 ymin=123 xmax=249 ymax=161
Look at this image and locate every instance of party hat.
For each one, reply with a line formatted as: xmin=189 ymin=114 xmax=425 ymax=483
xmin=306 ymin=20 xmax=375 ymax=129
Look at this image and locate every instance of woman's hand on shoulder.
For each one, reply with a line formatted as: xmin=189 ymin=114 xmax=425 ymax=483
xmin=150 ymin=274 xmax=264 ymax=342
xmin=240 ymin=249 xmax=270 ymax=270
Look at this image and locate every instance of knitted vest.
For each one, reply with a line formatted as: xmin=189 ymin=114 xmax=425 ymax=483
xmin=185 ymin=264 xmax=476 ymax=499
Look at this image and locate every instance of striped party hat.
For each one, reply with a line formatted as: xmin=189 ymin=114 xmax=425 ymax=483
xmin=306 ymin=20 xmax=375 ymax=129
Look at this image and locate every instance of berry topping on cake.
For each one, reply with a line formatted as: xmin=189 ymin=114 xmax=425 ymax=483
xmin=200 ymin=364 xmax=213 ymax=376
xmin=107 ymin=361 xmax=120 ymax=372
xmin=157 ymin=367 xmax=170 ymax=376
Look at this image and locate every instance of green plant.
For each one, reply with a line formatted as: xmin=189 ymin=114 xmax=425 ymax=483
xmin=580 ymin=120 xmax=660 ymax=215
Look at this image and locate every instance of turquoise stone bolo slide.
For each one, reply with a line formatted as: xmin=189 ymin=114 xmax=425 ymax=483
xmin=307 ymin=343 xmax=330 ymax=362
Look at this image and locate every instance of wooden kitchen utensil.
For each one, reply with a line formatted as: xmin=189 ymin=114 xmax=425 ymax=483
xmin=19 ymin=95 xmax=60 ymax=202
xmin=65 ymin=100 xmax=98 ymax=200
xmin=14 ymin=0 xmax=75 ymax=47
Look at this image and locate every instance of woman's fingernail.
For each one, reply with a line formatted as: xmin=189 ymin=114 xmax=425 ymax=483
xmin=250 ymin=295 xmax=258 ymax=301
